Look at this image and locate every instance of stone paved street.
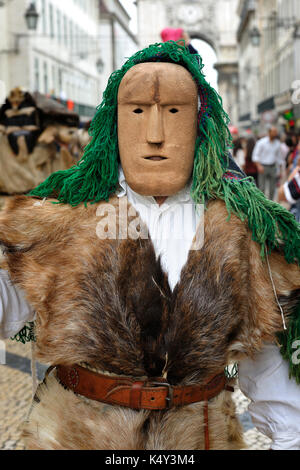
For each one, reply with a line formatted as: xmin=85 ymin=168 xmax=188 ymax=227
xmin=0 ymin=341 xmax=32 ymax=450
xmin=0 ymin=339 xmax=272 ymax=450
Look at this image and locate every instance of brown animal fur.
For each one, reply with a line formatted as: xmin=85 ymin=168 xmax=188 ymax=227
xmin=0 ymin=195 xmax=299 ymax=449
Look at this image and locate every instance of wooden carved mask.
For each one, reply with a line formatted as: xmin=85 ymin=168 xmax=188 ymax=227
xmin=118 ymin=62 xmax=198 ymax=197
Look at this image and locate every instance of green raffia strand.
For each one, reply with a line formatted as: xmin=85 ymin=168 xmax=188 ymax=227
xmin=11 ymin=322 xmax=35 ymax=344
xmin=24 ymin=42 xmax=300 ymax=381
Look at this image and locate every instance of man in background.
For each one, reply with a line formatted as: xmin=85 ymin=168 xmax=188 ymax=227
xmin=253 ymin=126 xmax=283 ymax=200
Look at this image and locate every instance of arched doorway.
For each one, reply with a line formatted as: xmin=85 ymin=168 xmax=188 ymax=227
xmin=137 ymin=0 xmax=239 ymax=125
xmin=190 ymin=38 xmax=218 ymax=91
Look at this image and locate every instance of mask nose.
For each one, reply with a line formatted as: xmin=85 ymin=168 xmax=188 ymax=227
xmin=146 ymin=104 xmax=164 ymax=144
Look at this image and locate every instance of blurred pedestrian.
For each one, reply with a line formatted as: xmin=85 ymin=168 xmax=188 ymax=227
xmin=244 ymin=136 xmax=258 ymax=185
xmin=232 ymin=137 xmax=245 ymax=169
xmin=285 ymin=135 xmax=297 ymax=167
xmin=280 ymin=134 xmax=290 ymax=163
xmin=287 ymin=133 xmax=299 ymax=169
xmin=291 ymin=135 xmax=300 ymax=170
xmin=252 ymin=126 xmax=283 ymax=200
xmin=278 ymin=165 xmax=300 ymax=222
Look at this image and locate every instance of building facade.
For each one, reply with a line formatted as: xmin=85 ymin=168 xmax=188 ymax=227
xmin=136 ymin=0 xmax=240 ymax=126
xmin=99 ymin=0 xmax=138 ymax=98
xmin=236 ymin=0 xmax=260 ymax=131
xmin=0 ymin=0 xmax=105 ymax=119
xmin=237 ymin=0 xmax=300 ymax=133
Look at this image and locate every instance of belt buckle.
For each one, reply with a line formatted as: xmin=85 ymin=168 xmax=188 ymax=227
xmin=151 ymin=381 xmax=174 ymax=409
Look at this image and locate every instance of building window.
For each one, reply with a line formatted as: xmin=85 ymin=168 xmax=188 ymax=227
xmin=52 ymin=65 xmax=56 ymax=95
xmin=69 ymin=20 xmax=73 ymax=49
xmin=63 ymin=15 xmax=68 ymax=46
xmin=57 ymin=9 xmax=61 ymax=43
xmin=42 ymin=0 xmax=47 ymax=35
xmin=34 ymin=57 xmax=40 ymax=91
xmin=49 ymin=3 xmax=54 ymax=38
xmin=44 ymin=61 xmax=48 ymax=94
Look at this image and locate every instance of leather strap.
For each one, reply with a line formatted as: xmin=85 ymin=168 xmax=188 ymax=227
xmin=204 ymin=399 xmax=210 ymax=450
xmin=56 ymin=364 xmax=231 ymax=411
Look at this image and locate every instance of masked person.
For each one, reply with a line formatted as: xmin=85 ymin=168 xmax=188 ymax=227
xmin=0 ymin=42 xmax=299 ymax=450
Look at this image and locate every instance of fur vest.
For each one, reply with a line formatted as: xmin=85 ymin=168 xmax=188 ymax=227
xmin=0 ymin=195 xmax=299 ymax=450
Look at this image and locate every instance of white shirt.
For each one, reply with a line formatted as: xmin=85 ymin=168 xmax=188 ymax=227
xmin=239 ymin=344 xmax=300 ymax=450
xmin=233 ymin=149 xmax=245 ymax=169
xmin=0 ymin=269 xmax=35 ymax=339
xmin=0 ymin=171 xmax=299 ymax=449
xmin=252 ymin=136 xmax=283 ymax=166
xmin=117 ymin=169 xmax=202 ymax=291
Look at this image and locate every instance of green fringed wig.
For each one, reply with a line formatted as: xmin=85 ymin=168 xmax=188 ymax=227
xmin=25 ymin=41 xmax=300 ymax=380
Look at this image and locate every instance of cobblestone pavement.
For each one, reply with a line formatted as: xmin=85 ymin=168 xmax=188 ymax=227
xmin=0 ymin=341 xmax=33 ymax=450
xmin=0 ymin=339 xmax=272 ymax=450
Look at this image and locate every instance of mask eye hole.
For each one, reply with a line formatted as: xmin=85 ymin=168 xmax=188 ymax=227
xmin=169 ymin=108 xmax=179 ymax=114
xmin=133 ymin=108 xmax=143 ymax=114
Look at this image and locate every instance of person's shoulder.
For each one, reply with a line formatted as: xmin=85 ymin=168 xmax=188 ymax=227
xmin=205 ymin=199 xmax=247 ymax=230
xmin=255 ymin=136 xmax=266 ymax=147
xmin=0 ymin=194 xmax=121 ymax=248
xmin=1 ymin=194 xmax=120 ymax=214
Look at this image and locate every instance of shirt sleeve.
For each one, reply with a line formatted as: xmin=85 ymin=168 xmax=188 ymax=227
xmin=0 ymin=269 xmax=35 ymax=340
xmin=277 ymin=142 xmax=285 ymax=167
xmin=252 ymin=141 xmax=261 ymax=163
xmin=238 ymin=343 xmax=300 ymax=450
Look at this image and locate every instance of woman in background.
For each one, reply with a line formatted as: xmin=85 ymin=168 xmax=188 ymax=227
xmin=244 ymin=136 xmax=258 ymax=185
xmin=232 ymin=137 xmax=246 ymax=170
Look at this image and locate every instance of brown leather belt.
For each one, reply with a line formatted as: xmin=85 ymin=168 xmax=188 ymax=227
xmin=55 ymin=364 xmax=232 ymax=411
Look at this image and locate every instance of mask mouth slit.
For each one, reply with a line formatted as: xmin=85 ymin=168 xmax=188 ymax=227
xmin=144 ymin=156 xmax=168 ymax=161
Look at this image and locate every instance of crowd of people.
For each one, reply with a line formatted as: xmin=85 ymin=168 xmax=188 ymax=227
xmin=232 ymin=127 xmax=300 ymax=221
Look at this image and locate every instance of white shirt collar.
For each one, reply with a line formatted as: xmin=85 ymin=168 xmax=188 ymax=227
xmin=117 ymin=166 xmax=193 ymax=208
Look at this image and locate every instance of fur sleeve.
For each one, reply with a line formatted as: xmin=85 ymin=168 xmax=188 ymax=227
xmin=0 ymin=196 xmax=86 ymax=250
xmin=0 ymin=195 xmax=108 ymax=312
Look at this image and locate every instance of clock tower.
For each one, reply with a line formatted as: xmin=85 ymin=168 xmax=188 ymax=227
xmin=136 ymin=0 xmax=240 ymax=126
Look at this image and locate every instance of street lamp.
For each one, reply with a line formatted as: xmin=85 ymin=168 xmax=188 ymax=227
xmin=249 ymin=26 xmax=261 ymax=47
xmin=249 ymin=16 xmax=300 ymax=45
xmin=0 ymin=2 xmax=39 ymax=53
xmin=24 ymin=2 xmax=39 ymax=31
